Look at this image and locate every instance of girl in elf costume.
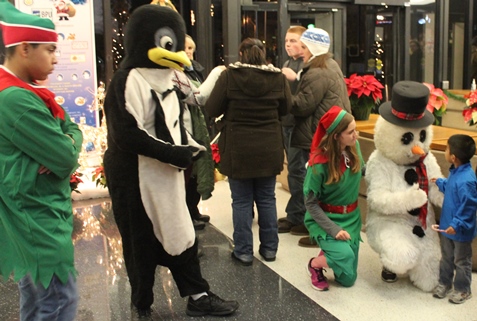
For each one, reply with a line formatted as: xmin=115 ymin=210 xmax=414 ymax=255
xmin=304 ymin=106 xmax=364 ymax=291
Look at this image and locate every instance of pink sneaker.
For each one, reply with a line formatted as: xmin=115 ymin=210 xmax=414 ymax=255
xmin=307 ymin=258 xmax=329 ymax=291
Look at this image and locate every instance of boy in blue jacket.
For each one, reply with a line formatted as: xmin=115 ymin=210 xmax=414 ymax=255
xmin=431 ymin=134 xmax=477 ymax=304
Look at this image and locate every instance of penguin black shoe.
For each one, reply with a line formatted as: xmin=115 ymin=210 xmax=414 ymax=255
xmin=186 ymin=292 xmax=239 ymax=316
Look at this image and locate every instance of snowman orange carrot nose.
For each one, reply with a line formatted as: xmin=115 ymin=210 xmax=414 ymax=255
xmin=411 ymin=145 xmax=425 ymax=155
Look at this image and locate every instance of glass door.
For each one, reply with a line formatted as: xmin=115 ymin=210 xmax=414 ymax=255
xmin=241 ymin=10 xmax=279 ymax=66
xmin=289 ymin=9 xmax=345 ymax=71
xmin=346 ymin=4 xmax=407 ymax=100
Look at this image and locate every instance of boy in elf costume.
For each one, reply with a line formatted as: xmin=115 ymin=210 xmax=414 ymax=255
xmin=0 ymin=1 xmax=83 ymax=320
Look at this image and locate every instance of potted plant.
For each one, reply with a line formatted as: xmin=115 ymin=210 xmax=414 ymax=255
xmin=423 ymin=82 xmax=448 ymax=125
xmin=211 ymin=143 xmax=226 ymax=181
xmin=70 ymin=171 xmax=83 ymax=194
xmin=462 ymin=90 xmax=477 ymax=126
xmin=344 ymin=73 xmax=384 ymax=120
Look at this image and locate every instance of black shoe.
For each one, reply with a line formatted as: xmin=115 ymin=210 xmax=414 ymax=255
xmin=259 ymin=249 xmax=276 ymax=262
xmin=130 ymin=304 xmax=153 ymax=320
xmin=298 ymin=236 xmax=318 ymax=248
xmin=277 ymin=219 xmax=297 ymax=233
xmin=231 ymin=252 xmax=253 ymax=266
xmin=194 ymin=213 xmax=210 ymax=223
xmin=197 ymin=245 xmax=204 ymax=258
xmin=193 ymin=220 xmax=205 ymax=231
xmin=290 ymin=224 xmax=309 ymax=236
xmin=186 ymin=291 xmax=239 ymax=316
xmin=381 ymin=267 xmax=398 ymax=283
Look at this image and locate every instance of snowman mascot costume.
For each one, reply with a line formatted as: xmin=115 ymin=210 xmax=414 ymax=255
xmin=365 ymin=81 xmax=444 ymax=292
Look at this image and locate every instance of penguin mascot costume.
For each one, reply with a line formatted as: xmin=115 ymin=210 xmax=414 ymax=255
xmin=103 ymin=4 xmax=238 ymax=318
xmin=365 ymin=81 xmax=444 ymax=292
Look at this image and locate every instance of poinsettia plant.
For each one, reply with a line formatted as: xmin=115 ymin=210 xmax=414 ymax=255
xmin=344 ymin=74 xmax=384 ymax=120
xmin=463 ymin=90 xmax=477 ymax=126
xmin=70 ymin=171 xmax=83 ymax=193
xmin=211 ymin=143 xmax=220 ymax=170
xmin=92 ymin=164 xmax=107 ymax=188
xmin=423 ymin=83 xmax=448 ymax=125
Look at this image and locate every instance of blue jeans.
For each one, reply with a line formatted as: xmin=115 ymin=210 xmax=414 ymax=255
xmin=19 ymin=273 xmax=78 ymax=321
xmin=282 ymin=126 xmax=308 ymax=225
xmin=439 ymin=236 xmax=473 ymax=293
xmin=229 ymin=176 xmax=279 ymax=259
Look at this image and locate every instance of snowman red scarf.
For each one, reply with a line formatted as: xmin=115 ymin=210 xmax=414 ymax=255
xmin=413 ymin=155 xmax=428 ymax=229
xmin=0 ymin=67 xmax=65 ymax=120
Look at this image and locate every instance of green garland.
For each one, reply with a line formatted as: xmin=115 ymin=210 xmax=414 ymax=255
xmin=443 ymin=89 xmax=467 ymax=103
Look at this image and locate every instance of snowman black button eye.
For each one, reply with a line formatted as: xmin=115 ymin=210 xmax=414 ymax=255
xmin=401 ymin=132 xmax=414 ymax=145
xmin=419 ymin=130 xmax=426 ymax=143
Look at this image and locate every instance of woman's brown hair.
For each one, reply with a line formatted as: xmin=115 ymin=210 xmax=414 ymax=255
xmin=307 ymin=52 xmax=332 ymax=69
xmin=239 ymin=38 xmax=267 ymax=65
xmin=316 ymin=112 xmax=360 ymax=184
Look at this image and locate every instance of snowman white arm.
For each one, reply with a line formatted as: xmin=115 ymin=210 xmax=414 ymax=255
xmin=366 ymin=150 xmax=429 ymax=216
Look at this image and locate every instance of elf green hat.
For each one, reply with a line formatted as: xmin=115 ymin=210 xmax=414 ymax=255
xmin=0 ymin=0 xmax=57 ymax=47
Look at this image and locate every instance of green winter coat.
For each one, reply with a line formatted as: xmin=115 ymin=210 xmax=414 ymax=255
xmin=0 ymin=86 xmax=83 ymax=288
xmin=189 ymin=105 xmax=215 ymax=200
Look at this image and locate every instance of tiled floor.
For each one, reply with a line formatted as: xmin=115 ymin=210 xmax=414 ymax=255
xmin=1 ymin=180 xmax=477 ymax=320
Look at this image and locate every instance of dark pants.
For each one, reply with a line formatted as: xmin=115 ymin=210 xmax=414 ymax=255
xmin=108 ymin=179 xmax=209 ymax=310
xmin=229 ymin=176 xmax=279 ymax=259
xmin=282 ymin=126 xmax=308 ymax=225
xmin=439 ymin=235 xmax=473 ymax=293
xmin=185 ymin=173 xmax=201 ymax=219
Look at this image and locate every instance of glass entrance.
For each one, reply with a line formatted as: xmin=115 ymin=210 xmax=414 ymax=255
xmin=289 ymin=10 xmax=345 ymax=70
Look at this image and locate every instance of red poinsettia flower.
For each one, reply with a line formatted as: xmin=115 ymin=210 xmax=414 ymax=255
xmin=92 ymin=165 xmax=107 ymax=188
xmin=211 ymin=143 xmax=220 ymax=165
xmin=463 ymin=107 xmax=477 ymax=123
xmin=423 ymin=83 xmax=448 ymax=115
xmin=344 ymin=73 xmax=384 ymax=103
xmin=70 ymin=171 xmax=83 ymax=193
xmin=464 ymin=90 xmax=477 ymax=106
xmin=462 ymin=90 xmax=477 ymax=126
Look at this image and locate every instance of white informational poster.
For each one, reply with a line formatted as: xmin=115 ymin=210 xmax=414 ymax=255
xmin=16 ymin=0 xmax=98 ymax=126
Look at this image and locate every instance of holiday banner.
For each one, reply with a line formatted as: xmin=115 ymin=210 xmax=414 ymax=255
xmin=16 ymin=0 xmax=98 ymax=126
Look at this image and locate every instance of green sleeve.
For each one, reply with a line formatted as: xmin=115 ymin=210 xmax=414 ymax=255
xmin=3 ymin=88 xmax=83 ymax=179
xmin=303 ymin=164 xmax=326 ymax=198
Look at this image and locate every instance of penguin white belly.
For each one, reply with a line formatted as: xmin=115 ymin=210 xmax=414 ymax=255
xmin=126 ymin=69 xmax=195 ymax=256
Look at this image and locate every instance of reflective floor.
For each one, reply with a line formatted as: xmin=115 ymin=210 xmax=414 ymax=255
xmin=1 ymin=180 xmax=477 ymax=320
xmin=0 ymin=196 xmax=334 ymax=321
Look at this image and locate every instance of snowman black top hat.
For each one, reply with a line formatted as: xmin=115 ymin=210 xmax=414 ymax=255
xmin=379 ymin=81 xmax=434 ymax=128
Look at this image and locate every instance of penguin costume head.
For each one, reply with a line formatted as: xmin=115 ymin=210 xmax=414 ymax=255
xmin=121 ymin=4 xmax=191 ymax=71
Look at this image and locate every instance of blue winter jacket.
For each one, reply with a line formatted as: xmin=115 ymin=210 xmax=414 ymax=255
xmin=436 ymin=163 xmax=477 ymax=242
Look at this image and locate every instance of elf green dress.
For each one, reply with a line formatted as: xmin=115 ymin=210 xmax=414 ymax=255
xmin=304 ymin=140 xmax=364 ymax=287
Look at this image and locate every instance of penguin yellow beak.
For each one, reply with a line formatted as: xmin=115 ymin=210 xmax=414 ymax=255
xmin=147 ymin=48 xmax=191 ymax=71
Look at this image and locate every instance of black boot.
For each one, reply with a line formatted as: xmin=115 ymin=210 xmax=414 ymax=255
xmin=193 ymin=220 xmax=205 ymax=230
xmin=130 ymin=303 xmax=153 ymax=320
xmin=194 ymin=213 xmax=210 ymax=222
xmin=381 ymin=266 xmax=398 ymax=283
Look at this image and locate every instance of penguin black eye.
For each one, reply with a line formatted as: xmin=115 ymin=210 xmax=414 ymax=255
xmin=419 ymin=130 xmax=426 ymax=143
xmin=160 ymin=36 xmax=174 ymax=51
xmin=154 ymin=27 xmax=177 ymax=52
xmin=401 ymin=132 xmax=414 ymax=145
